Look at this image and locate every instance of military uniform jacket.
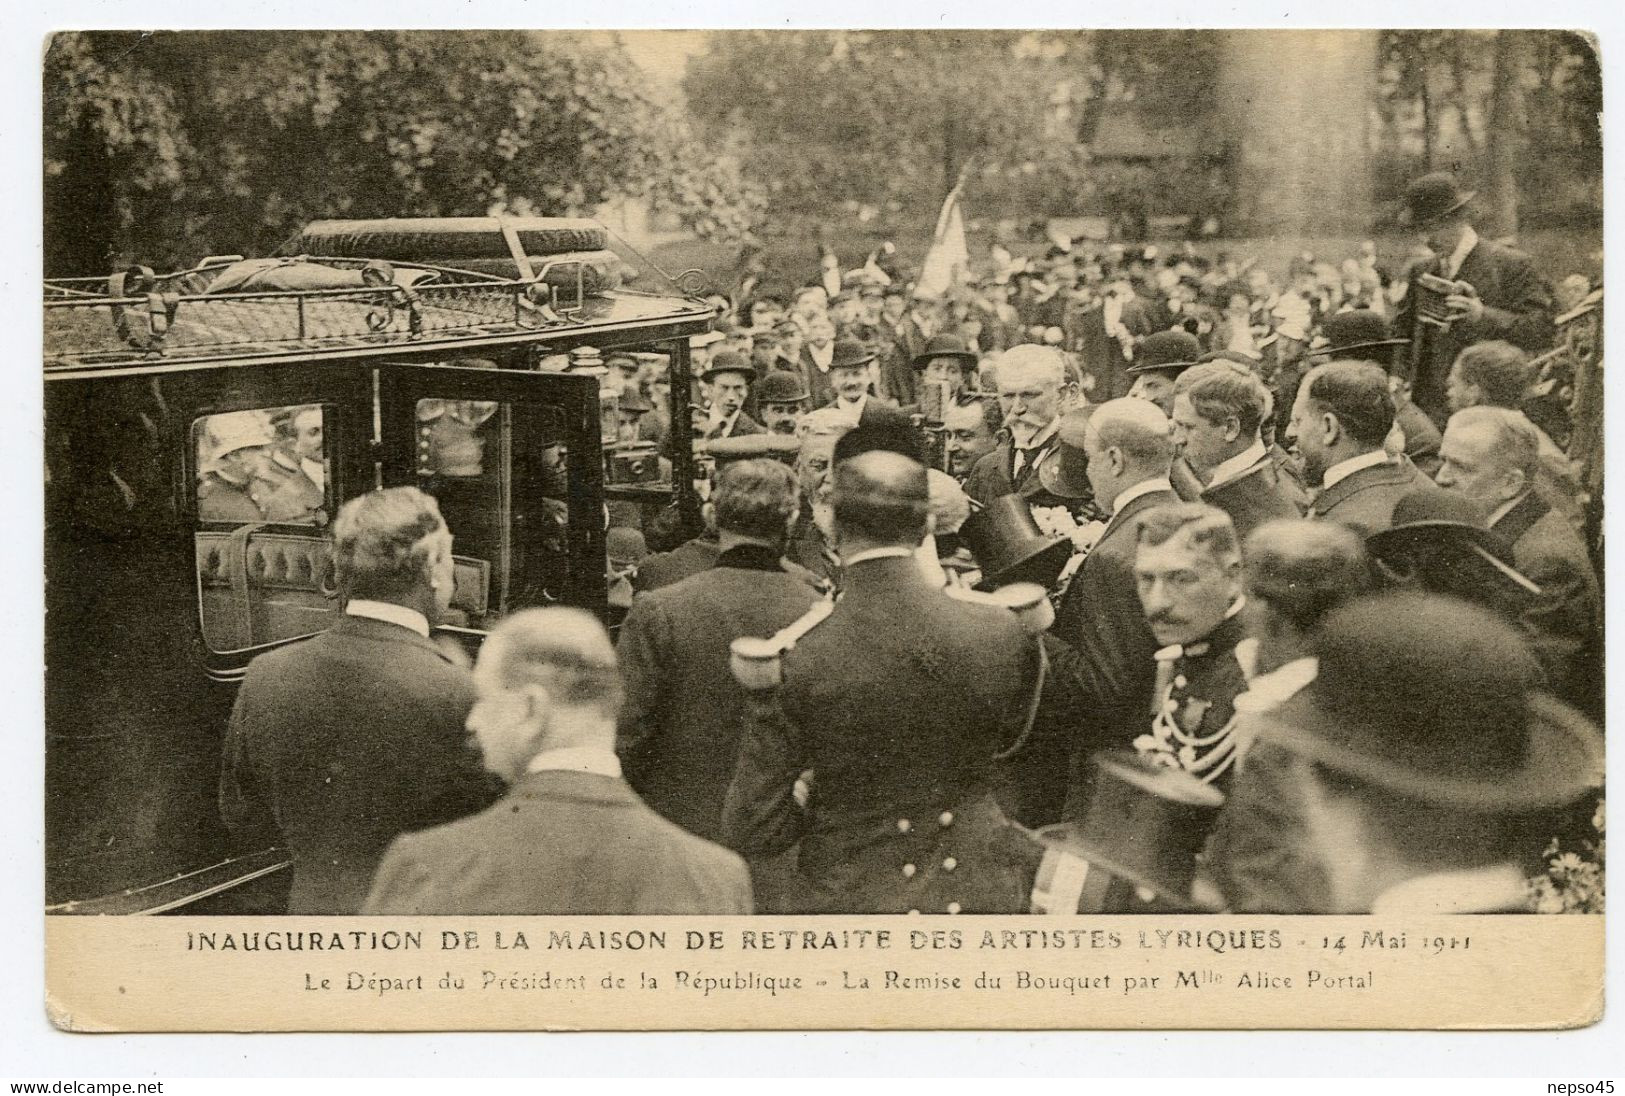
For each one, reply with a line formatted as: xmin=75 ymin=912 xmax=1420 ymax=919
xmin=1306 ymin=454 xmax=1449 ymax=538
xmin=1396 ymin=238 xmax=1554 ymax=426
xmin=616 ymin=544 xmax=823 ymax=842
xmin=219 ymin=615 xmax=502 ymax=914
xmin=1494 ymin=491 xmax=1602 ymax=719
xmin=1133 ymin=611 xmax=1251 ymax=789
xmin=721 ymin=555 xmax=1042 ymax=913
xmin=363 ymin=770 xmax=753 ymax=915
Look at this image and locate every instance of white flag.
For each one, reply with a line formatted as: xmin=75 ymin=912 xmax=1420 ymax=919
xmin=913 ymin=184 xmax=969 ymax=300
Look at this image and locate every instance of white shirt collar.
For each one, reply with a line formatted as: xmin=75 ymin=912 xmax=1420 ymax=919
xmin=345 ymin=599 xmax=430 ymax=639
xmin=525 ymin=746 xmax=623 ymax=779
xmin=708 ymin=406 xmax=741 ymax=433
xmin=1444 ymin=224 xmax=1479 ymax=279
xmin=1320 ymin=448 xmax=1390 ymax=491
xmin=810 ymin=343 xmax=834 ymax=370
xmin=842 ymin=545 xmax=917 ymax=567
xmin=1488 ymin=490 xmax=1530 ymax=528
xmin=1371 ymin=860 xmax=1528 ymax=915
xmin=1233 ymin=656 xmax=1318 ymax=714
xmin=1112 ymin=476 xmax=1175 ymax=516
xmin=1206 ymin=439 xmax=1268 ymax=488
xmin=834 ymin=392 xmax=868 ymax=422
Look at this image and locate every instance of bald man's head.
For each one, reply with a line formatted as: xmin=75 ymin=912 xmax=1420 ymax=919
xmin=1083 ymin=397 xmax=1175 ymax=508
xmin=832 ymin=449 xmax=930 ymax=549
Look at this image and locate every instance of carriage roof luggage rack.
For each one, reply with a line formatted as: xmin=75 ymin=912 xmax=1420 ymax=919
xmin=44 ymin=250 xmax=712 ymax=373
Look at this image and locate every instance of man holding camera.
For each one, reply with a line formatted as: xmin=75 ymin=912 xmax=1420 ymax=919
xmin=1393 ymin=172 xmax=1554 ymax=428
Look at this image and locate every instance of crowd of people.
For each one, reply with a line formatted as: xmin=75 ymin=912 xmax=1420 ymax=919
xmin=218 ymin=170 xmax=1604 ymax=917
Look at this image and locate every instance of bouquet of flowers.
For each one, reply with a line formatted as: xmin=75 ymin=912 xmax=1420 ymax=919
xmin=1529 ymin=797 xmax=1605 ymax=914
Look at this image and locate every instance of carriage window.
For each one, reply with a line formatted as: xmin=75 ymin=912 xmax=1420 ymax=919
xmin=414 ymin=398 xmax=571 ymax=619
xmin=193 ymin=405 xmax=330 ymax=526
xmin=192 ymin=404 xmax=336 ymax=654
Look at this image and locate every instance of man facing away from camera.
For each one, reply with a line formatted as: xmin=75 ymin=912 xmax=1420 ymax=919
xmin=219 ymin=487 xmax=501 ymax=913
xmin=616 ymin=459 xmax=823 ymax=843
xmin=364 ymin=607 xmax=753 ymax=915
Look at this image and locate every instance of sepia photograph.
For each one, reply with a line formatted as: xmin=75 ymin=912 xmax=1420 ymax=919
xmin=30 ymin=24 xmax=1610 ymax=1043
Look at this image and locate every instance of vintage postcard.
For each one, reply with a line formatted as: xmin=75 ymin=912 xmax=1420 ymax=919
xmin=40 ymin=28 xmax=1604 ymax=1032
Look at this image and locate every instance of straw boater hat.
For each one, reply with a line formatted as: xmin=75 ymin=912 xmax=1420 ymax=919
xmin=1258 ymin=592 xmax=1602 ymax=812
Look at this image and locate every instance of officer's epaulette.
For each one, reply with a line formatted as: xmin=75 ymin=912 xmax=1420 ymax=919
xmin=944 ymin=580 xmax=1053 ymax=636
xmin=772 ymin=595 xmax=834 ymax=652
xmin=728 ymin=596 xmax=833 ymax=691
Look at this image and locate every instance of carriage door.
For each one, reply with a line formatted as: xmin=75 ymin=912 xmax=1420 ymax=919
xmin=376 ymin=364 xmax=607 ymax=628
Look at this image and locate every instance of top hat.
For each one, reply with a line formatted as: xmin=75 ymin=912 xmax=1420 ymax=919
xmin=700 ymin=351 xmax=757 ymax=384
xmin=1259 ymin=592 xmax=1602 ymax=812
xmin=1311 ymin=309 xmax=1410 ymax=364
xmin=1125 ymin=329 xmax=1203 ymax=377
xmin=1365 ymin=488 xmax=1541 ymax=598
xmin=910 ymin=333 xmax=980 ymax=371
xmin=1036 ymin=750 xmax=1226 ymax=910
xmin=1401 ymin=172 xmax=1477 ymax=228
xmin=828 ymin=339 xmax=878 ymax=372
xmin=958 ymin=493 xmax=1074 ymax=591
xmin=755 ymin=369 xmax=810 ymax=405
xmin=1037 ymin=405 xmax=1095 ymax=500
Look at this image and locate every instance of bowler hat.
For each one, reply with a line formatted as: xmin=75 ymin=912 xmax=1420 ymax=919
xmin=755 ymin=370 xmax=810 ymax=405
xmin=1311 ymin=309 xmax=1410 ymax=364
xmin=1401 ymin=172 xmax=1476 ymax=228
xmin=1035 ymin=751 xmax=1226 ymax=911
xmin=613 ymin=387 xmax=653 ymax=414
xmin=958 ymin=494 xmax=1074 ymax=591
xmin=1365 ymin=488 xmax=1541 ymax=598
xmin=1125 ymin=329 xmax=1202 ymax=377
xmin=605 ymin=526 xmax=649 ymax=568
xmin=700 ymin=351 xmax=757 ymax=384
xmin=828 ymin=339 xmax=878 ymax=372
xmin=832 ymin=418 xmax=925 ymax=466
xmin=1037 ymin=405 xmax=1095 ymax=500
xmin=1259 ymin=592 xmax=1602 ymax=812
xmin=910 ymin=333 xmax=980 ymax=371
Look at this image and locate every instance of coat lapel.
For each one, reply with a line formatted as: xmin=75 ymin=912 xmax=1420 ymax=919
xmin=1491 ymin=491 xmax=1550 ymax=545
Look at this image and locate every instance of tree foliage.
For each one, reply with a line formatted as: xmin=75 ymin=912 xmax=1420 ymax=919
xmin=44 ymin=30 xmax=761 ymax=275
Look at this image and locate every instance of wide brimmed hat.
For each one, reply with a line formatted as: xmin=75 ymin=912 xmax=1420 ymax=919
xmin=959 ymin=493 xmax=1074 ymax=591
xmin=828 ymin=339 xmax=878 ymax=372
xmin=911 ymin=333 xmax=980 ymax=371
xmin=1258 ymin=592 xmax=1602 ymax=812
xmin=1037 ymin=406 xmax=1095 ymax=500
xmin=1125 ymin=329 xmax=1203 ymax=377
xmin=1311 ymin=309 xmax=1411 ymax=363
xmin=209 ymin=410 xmax=274 ymax=460
xmin=755 ymin=369 xmax=810 ymax=404
xmin=1400 ymin=172 xmax=1477 ymax=228
xmin=1365 ymin=489 xmax=1541 ymax=597
xmin=1035 ymin=751 xmax=1226 ymax=910
xmin=700 ymin=351 xmax=757 ymax=384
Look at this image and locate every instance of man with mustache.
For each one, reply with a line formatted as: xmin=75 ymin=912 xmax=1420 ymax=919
xmin=1128 ymin=502 xmax=1250 ymax=791
xmin=963 ymin=344 xmax=1085 ymax=516
xmin=754 ymin=370 xmax=809 ymax=437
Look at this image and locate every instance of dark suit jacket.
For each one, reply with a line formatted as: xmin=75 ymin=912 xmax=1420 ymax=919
xmin=705 ymin=410 xmax=765 ymax=440
xmin=1495 ymin=491 xmax=1602 ymax=719
xmin=722 ymin=555 xmax=1041 ymax=912
xmin=616 ymin=545 xmax=823 ymax=841
xmin=878 ymin=316 xmax=934 ymax=406
xmin=1051 ymin=485 xmax=1181 ymax=759
xmin=798 ymin=346 xmax=840 ymax=408
xmin=963 ymin=432 xmax=1088 ymax=514
xmin=219 ymin=615 xmax=501 ymax=914
xmin=1396 ymin=238 xmax=1554 ymax=426
xmin=634 ymin=533 xmax=721 ymax=592
xmin=1182 ymin=452 xmax=1306 ymax=544
xmin=1395 ymin=400 xmax=1443 ymax=479
xmin=1306 ymin=454 xmax=1448 ymax=538
xmin=362 ymin=770 xmax=752 ymax=915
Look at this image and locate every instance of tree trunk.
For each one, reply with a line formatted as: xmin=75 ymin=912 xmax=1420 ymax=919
xmin=1485 ymin=30 xmax=1527 ymax=239
xmin=1219 ymin=30 xmax=1379 ymax=236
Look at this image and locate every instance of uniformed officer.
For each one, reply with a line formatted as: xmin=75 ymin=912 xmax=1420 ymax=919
xmin=1129 ymin=502 xmax=1251 ymax=790
xmin=722 ymin=448 xmax=1045 ymax=914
